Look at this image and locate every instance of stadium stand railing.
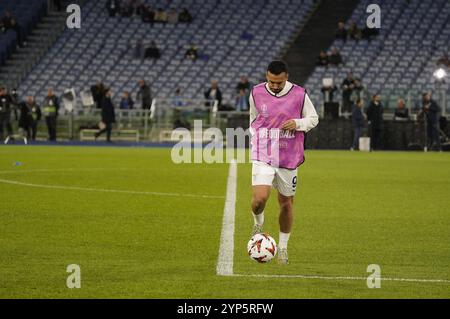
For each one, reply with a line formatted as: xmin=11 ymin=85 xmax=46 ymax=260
xmin=16 ymin=0 xmax=316 ymax=107
xmin=303 ymin=0 xmax=450 ymax=115
xmin=7 ymin=98 xmax=221 ymax=142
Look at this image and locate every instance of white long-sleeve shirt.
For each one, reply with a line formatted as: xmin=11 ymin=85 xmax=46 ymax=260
xmin=249 ymin=81 xmax=319 ymax=134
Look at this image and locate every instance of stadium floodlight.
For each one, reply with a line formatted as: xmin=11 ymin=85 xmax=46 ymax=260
xmin=433 ymin=68 xmax=447 ymax=81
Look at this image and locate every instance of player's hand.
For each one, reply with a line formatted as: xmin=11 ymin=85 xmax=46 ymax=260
xmin=281 ymin=120 xmax=297 ymax=131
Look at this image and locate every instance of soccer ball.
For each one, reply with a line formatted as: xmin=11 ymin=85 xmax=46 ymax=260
xmin=247 ymin=233 xmax=277 ymax=263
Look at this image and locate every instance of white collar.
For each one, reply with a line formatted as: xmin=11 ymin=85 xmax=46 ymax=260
xmin=265 ymin=81 xmax=293 ymax=97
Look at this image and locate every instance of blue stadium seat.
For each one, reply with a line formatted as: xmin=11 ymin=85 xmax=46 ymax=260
xmin=16 ymin=0 xmax=312 ymax=105
xmin=305 ymin=0 xmax=450 ymax=103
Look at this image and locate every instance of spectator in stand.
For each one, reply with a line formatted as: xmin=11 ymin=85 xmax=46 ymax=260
xmin=172 ymin=88 xmax=185 ymax=107
xmin=136 ymin=1 xmax=144 ymax=15
xmin=335 ymin=22 xmax=347 ymax=40
xmin=120 ymin=91 xmax=134 ymax=110
xmin=185 ymin=45 xmax=198 ymax=61
xmin=136 ymin=3 xmax=144 ymax=16
xmin=10 ymin=18 xmax=23 ymax=47
xmin=348 ymin=21 xmax=362 ymax=40
xmin=140 ymin=5 xmax=154 ymax=23
xmin=95 ymin=89 xmax=115 ymax=142
xmin=361 ymin=25 xmax=379 ymax=40
xmin=204 ymin=80 xmax=222 ymax=107
xmin=121 ymin=0 xmax=135 ymax=17
xmin=351 ymin=98 xmax=365 ymax=151
xmin=236 ymin=75 xmax=252 ymax=109
xmin=351 ymin=78 xmax=364 ymax=102
xmin=366 ymin=94 xmax=384 ymax=151
xmin=437 ymin=54 xmax=450 ymax=67
xmin=394 ymin=98 xmax=409 ymax=121
xmin=106 ymin=0 xmax=121 ymax=17
xmin=329 ymin=47 xmax=343 ymax=66
xmin=154 ymin=8 xmax=167 ymax=23
xmin=18 ymin=96 xmax=41 ymax=140
xmin=178 ymin=8 xmax=193 ymax=23
xmin=52 ymin=0 xmax=63 ymax=12
xmin=91 ymin=81 xmax=107 ymax=109
xmin=144 ymin=41 xmax=161 ymax=59
xmin=2 ymin=11 xmax=13 ymax=29
xmin=315 ymin=51 xmax=329 ymax=66
xmin=167 ymin=8 xmax=178 ymax=24
xmin=321 ymin=81 xmax=337 ymax=103
xmin=133 ymin=39 xmax=144 ymax=59
xmin=235 ymin=89 xmax=249 ymax=112
xmin=236 ymin=75 xmax=251 ymax=94
xmin=341 ymin=73 xmax=355 ymax=113
xmin=137 ymin=80 xmax=152 ymax=110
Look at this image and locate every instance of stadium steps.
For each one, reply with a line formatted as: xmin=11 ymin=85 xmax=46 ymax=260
xmin=277 ymin=1 xmax=320 ymax=60
xmin=283 ymin=0 xmax=360 ymax=86
xmin=0 ymin=11 xmax=67 ymax=89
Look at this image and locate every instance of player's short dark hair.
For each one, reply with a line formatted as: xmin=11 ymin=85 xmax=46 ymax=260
xmin=267 ymin=60 xmax=288 ymax=75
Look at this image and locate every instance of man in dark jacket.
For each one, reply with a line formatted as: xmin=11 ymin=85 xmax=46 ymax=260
xmin=106 ymin=0 xmax=120 ymax=17
xmin=0 ymin=87 xmax=14 ymax=141
xmin=204 ymin=80 xmax=222 ymax=108
xmin=422 ymin=93 xmax=441 ymax=150
xmin=95 ymin=89 xmax=115 ymax=142
xmin=137 ymin=80 xmax=152 ymax=110
xmin=42 ymin=88 xmax=60 ymax=141
xmin=329 ymin=48 xmax=343 ymax=66
xmin=19 ymin=96 xmax=41 ymax=140
xmin=178 ymin=8 xmax=193 ymax=23
xmin=366 ymin=94 xmax=384 ymax=150
xmin=351 ymin=98 xmax=365 ymax=150
xmin=321 ymin=82 xmax=337 ymax=103
xmin=91 ymin=81 xmax=106 ymax=109
xmin=236 ymin=75 xmax=251 ymax=95
xmin=144 ymin=41 xmax=161 ymax=59
xmin=335 ymin=22 xmax=347 ymax=40
xmin=315 ymin=51 xmax=329 ymax=66
xmin=341 ymin=73 xmax=355 ymax=113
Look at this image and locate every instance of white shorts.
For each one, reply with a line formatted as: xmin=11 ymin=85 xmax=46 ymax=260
xmin=251 ymin=161 xmax=298 ymax=197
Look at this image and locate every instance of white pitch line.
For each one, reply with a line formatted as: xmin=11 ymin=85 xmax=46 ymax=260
xmin=231 ymin=273 xmax=450 ymax=284
xmin=0 ymin=178 xmax=224 ymax=199
xmin=216 ymin=159 xmax=237 ymax=276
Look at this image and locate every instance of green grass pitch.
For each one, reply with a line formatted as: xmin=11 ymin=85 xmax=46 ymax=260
xmin=0 ymin=145 xmax=449 ymax=298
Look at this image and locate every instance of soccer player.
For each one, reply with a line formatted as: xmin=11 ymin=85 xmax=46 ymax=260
xmin=249 ymin=60 xmax=319 ymax=264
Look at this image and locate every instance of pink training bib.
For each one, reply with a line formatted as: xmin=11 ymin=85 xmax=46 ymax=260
xmin=250 ymin=83 xmax=306 ymax=169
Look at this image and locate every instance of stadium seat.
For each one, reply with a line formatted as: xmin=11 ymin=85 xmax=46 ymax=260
xmin=305 ymin=0 xmax=450 ymax=109
xmin=16 ymin=0 xmax=314 ymax=105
